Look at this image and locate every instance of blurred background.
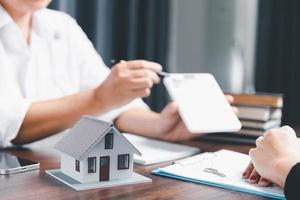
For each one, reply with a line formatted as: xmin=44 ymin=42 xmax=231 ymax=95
xmin=49 ymin=0 xmax=300 ymax=127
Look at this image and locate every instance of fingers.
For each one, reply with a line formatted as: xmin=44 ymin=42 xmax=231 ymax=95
xmin=130 ymin=78 xmax=154 ymax=90
xmin=164 ymin=122 xmax=193 ymax=142
xmin=225 ymin=95 xmax=234 ymax=104
xmin=132 ymin=88 xmax=151 ymax=98
xmin=256 ymin=136 xmax=263 ymax=147
xmin=161 ymin=102 xmax=179 ymax=116
xmin=113 ymin=60 xmax=161 ymax=88
xmin=248 ymin=168 xmax=260 ymax=183
xmin=242 ymin=162 xmax=254 ymax=179
xmin=129 ymin=69 xmax=160 ymax=84
xmin=123 ymin=60 xmax=162 ymax=72
xmin=243 ymin=162 xmax=272 ymax=187
xmin=258 ymin=177 xmax=272 ymax=187
xmin=264 ymin=126 xmax=296 ymax=138
xmin=232 ymin=106 xmax=239 ymax=115
xmin=281 ymin=125 xmax=296 ymax=137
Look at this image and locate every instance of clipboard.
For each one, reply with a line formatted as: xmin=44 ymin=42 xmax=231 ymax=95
xmin=152 ymin=150 xmax=285 ymax=200
xmin=163 ymin=73 xmax=241 ymax=133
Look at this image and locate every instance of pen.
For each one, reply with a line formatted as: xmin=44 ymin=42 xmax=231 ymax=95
xmin=157 ymin=71 xmax=170 ymax=77
xmin=110 ymin=59 xmax=170 ymax=77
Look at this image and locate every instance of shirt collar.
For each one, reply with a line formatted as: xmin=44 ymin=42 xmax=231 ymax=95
xmin=0 ymin=5 xmax=58 ymax=41
xmin=31 ymin=9 xmax=59 ymax=41
xmin=0 ymin=4 xmax=13 ymax=29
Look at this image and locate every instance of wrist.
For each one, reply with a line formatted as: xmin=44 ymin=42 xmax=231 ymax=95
xmin=151 ymin=112 xmax=171 ymax=140
xmin=275 ymin=158 xmax=298 ymax=187
xmin=89 ymin=86 xmax=111 ymax=114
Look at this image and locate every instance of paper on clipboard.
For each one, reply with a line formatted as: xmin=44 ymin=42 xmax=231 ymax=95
xmin=163 ymin=73 xmax=241 ymax=133
xmin=153 ymin=150 xmax=285 ymax=199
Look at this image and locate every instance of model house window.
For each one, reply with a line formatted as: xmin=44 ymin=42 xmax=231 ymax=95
xmin=88 ymin=157 xmax=96 ymax=173
xmin=118 ymin=154 xmax=129 ymax=170
xmin=105 ymin=133 xmax=113 ymax=149
xmin=75 ymin=160 xmax=80 ymax=172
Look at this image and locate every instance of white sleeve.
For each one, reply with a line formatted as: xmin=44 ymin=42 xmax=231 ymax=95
xmin=66 ymin=16 xmax=149 ymax=122
xmin=0 ymin=99 xmax=31 ymax=148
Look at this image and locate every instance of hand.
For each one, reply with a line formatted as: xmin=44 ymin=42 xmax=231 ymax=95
xmin=242 ymin=162 xmax=272 ymax=187
xmin=153 ymin=95 xmax=237 ymax=142
xmin=94 ymin=60 xmax=162 ymax=111
xmin=153 ymin=102 xmax=195 ymax=141
xmin=225 ymin=95 xmax=238 ymax=114
xmin=245 ymin=126 xmax=300 ymax=188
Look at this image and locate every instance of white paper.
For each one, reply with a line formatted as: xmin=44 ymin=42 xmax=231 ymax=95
xmin=158 ymin=150 xmax=284 ymax=198
xmin=124 ymin=134 xmax=200 ymax=165
xmin=163 ymin=73 xmax=241 ymax=133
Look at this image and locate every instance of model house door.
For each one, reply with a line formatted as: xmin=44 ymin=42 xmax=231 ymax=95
xmin=100 ymin=156 xmax=110 ymax=181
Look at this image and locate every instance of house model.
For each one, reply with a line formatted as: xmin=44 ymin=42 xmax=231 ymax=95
xmin=53 ymin=115 xmax=143 ymax=184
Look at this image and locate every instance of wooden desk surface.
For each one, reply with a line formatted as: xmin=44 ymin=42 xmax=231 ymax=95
xmin=0 ymin=138 xmax=271 ymax=200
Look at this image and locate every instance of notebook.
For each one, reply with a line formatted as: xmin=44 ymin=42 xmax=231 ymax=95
xmin=240 ymin=119 xmax=281 ymax=130
xmin=153 ymin=150 xmax=285 ymax=199
xmin=229 ymin=93 xmax=283 ymax=108
xmin=237 ymin=106 xmax=282 ymax=121
xmin=123 ymin=134 xmax=200 ymax=165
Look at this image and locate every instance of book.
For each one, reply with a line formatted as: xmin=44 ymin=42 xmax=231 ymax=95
xmin=238 ymin=128 xmax=266 ymax=136
xmin=241 ymin=119 xmax=281 ymax=130
xmin=200 ymin=133 xmax=257 ymax=145
xmin=123 ymin=134 xmax=200 ymax=165
xmin=153 ymin=150 xmax=284 ymax=199
xmin=237 ymin=106 xmax=282 ymax=121
xmin=228 ymin=93 xmax=283 ymax=108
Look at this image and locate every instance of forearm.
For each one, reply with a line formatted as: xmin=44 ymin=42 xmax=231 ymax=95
xmin=12 ymin=89 xmax=107 ymax=145
xmin=114 ymin=108 xmax=160 ymax=138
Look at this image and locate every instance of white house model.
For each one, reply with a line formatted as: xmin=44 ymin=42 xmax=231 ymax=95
xmin=54 ymin=116 xmax=142 ymax=184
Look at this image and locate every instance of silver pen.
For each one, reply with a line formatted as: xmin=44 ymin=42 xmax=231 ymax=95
xmin=110 ymin=59 xmax=170 ymax=77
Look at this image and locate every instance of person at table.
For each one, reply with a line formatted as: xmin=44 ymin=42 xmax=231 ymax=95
xmin=0 ymin=0 xmax=235 ymax=148
xmin=242 ymin=126 xmax=300 ymax=200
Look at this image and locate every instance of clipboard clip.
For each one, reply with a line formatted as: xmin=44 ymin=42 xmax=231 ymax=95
xmin=203 ymin=168 xmax=226 ymax=178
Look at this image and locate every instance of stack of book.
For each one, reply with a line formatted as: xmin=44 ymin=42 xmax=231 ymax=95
xmin=231 ymin=93 xmax=283 ymax=136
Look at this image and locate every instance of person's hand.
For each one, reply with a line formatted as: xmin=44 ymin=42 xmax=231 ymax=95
xmin=153 ymin=95 xmax=237 ymax=142
xmin=94 ymin=60 xmax=162 ymax=111
xmin=244 ymin=126 xmax=300 ymax=188
xmin=153 ymin=102 xmax=195 ymax=141
xmin=242 ymin=162 xmax=272 ymax=187
xmin=225 ymin=95 xmax=238 ymax=114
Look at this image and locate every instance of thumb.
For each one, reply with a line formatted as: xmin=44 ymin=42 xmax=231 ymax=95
xmin=161 ymin=102 xmax=179 ymax=117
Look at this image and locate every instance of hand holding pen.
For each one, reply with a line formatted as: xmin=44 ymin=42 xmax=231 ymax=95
xmin=94 ymin=60 xmax=166 ymax=111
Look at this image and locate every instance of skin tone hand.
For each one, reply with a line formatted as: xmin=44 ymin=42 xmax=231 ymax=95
xmin=115 ymin=95 xmax=236 ymax=142
xmin=95 ymin=60 xmax=161 ymax=111
xmin=242 ymin=126 xmax=300 ymax=188
xmin=114 ymin=102 xmax=194 ymax=142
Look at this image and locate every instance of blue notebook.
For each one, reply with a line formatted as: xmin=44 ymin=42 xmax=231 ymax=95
xmin=152 ymin=150 xmax=285 ymax=200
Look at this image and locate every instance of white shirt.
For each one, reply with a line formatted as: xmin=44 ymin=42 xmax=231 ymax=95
xmin=0 ymin=6 xmax=147 ymax=148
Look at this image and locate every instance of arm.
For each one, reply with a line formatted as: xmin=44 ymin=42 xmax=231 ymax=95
xmin=12 ymin=90 xmax=103 ymax=144
xmin=115 ymin=102 xmax=195 ymax=141
xmin=11 ymin=60 xmax=162 ymax=145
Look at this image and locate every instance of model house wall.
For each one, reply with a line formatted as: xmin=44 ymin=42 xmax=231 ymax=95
xmin=60 ymin=128 xmax=136 ymax=183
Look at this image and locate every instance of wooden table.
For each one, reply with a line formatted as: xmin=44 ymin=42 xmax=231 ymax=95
xmin=0 ymin=137 xmax=271 ymax=200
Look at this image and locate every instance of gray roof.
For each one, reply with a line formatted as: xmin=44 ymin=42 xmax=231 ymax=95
xmin=54 ymin=115 xmax=141 ymax=160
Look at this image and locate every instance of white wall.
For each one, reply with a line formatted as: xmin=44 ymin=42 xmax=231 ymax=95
xmin=61 ymin=131 xmax=134 ymax=184
xmin=168 ymin=0 xmax=258 ymax=93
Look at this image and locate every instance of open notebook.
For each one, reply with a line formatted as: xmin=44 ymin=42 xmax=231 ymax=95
xmin=123 ymin=134 xmax=200 ymax=165
xmin=153 ymin=150 xmax=285 ymax=199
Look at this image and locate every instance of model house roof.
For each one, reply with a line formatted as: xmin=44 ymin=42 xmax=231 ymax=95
xmin=55 ymin=115 xmax=141 ymax=160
